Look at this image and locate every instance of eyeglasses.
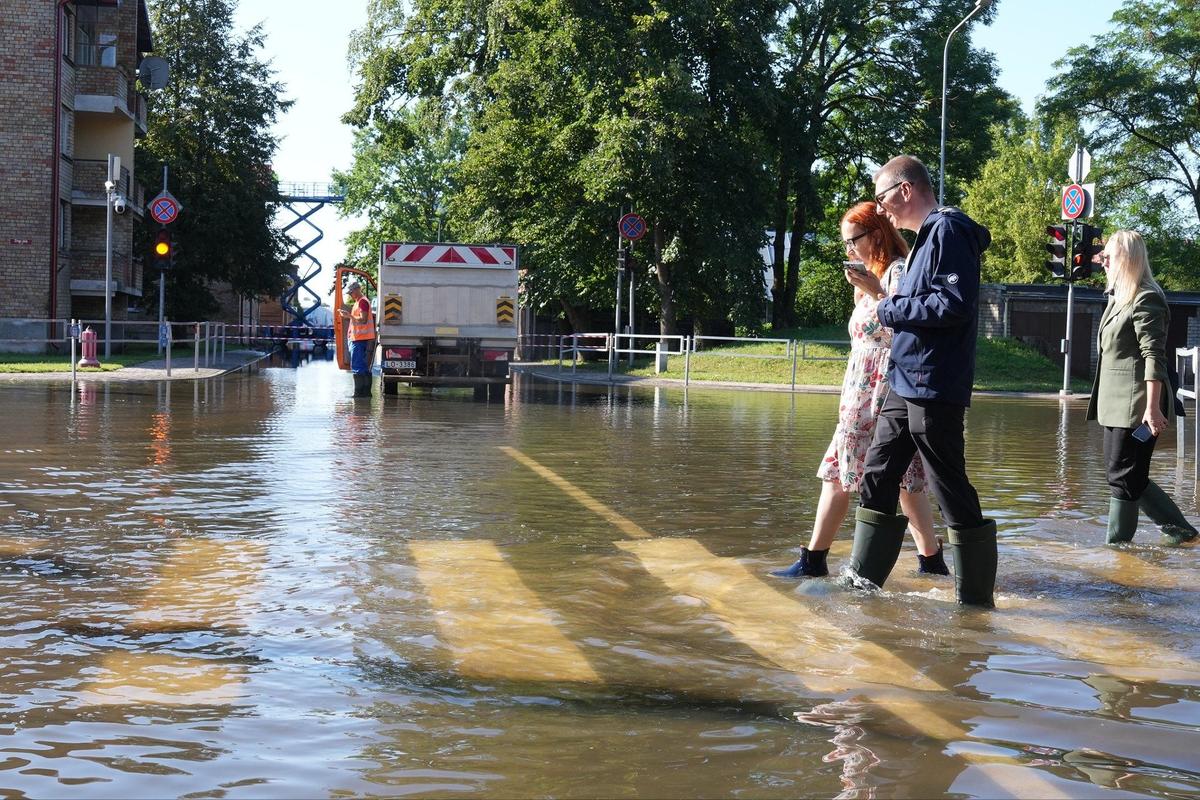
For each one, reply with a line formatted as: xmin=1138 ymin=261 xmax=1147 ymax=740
xmin=843 ymin=231 xmax=870 ymax=250
xmin=874 ymin=180 xmax=906 ymax=205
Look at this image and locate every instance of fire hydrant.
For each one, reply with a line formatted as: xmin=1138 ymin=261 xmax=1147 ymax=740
xmin=77 ymin=326 xmax=101 ymax=368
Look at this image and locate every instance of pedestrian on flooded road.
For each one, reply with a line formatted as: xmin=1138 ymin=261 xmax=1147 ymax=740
xmin=1088 ymin=230 xmax=1197 ymax=545
xmin=845 ymin=155 xmax=997 ymax=608
xmin=340 ymin=281 xmax=376 ymax=398
xmin=771 ymin=202 xmax=948 ymax=580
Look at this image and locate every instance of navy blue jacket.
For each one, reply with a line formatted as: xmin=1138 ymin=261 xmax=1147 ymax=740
xmin=876 ymin=207 xmax=991 ymax=407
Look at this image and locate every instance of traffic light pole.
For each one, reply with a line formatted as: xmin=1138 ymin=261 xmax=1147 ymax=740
xmin=157 ymin=166 xmax=169 ymax=354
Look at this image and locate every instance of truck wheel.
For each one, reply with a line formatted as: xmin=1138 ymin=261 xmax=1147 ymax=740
xmin=383 ymin=379 xmax=399 ymax=396
xmin=487 ymin=383 xmax=506 ymax=402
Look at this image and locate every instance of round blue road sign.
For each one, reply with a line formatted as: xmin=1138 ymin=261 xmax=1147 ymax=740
xmin=1062 ymin=184 xmax=1085 ymax=220
xmin=619 ymin=213 xmax=647 ymax=241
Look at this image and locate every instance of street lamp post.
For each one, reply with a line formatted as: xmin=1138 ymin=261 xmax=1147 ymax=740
xmin=939 ymin=0 xmax=992 ymax=205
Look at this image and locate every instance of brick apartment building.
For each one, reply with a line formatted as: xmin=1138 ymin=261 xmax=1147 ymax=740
xmin=1 ymin=0 xmax=151 ymax=331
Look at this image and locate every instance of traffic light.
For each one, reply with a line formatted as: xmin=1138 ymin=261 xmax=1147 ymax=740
xmin=617 ymin=246 xmax=629 ymax=274
xmin=1045 ymin=225 xmax=1068 ymax=280
xmin=153 ymin=229 xmax=173 ymax=270
xmin=1072 ymin=223 xmax=1103 ymax=281
xmin=625 ymin=249 xmax=637 ymax=275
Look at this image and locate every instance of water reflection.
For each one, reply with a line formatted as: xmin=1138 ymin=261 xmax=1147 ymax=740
xmin=0 ymin=363 xmax=1197 ymax=797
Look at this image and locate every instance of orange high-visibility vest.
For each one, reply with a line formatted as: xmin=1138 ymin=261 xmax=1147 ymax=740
xmin=349 ymin=296 xmax=375 ymax=341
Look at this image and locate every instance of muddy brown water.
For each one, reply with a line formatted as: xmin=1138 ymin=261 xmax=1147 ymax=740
xmin=1 ymin=359 xmax=1198 ymax=798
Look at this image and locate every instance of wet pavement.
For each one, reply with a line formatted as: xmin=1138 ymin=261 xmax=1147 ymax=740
xmin=0 ymin=359 xmax=1198 ymax=798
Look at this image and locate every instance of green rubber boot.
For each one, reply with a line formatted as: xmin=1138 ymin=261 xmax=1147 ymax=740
xmin=1105 ymin=496 xmax=1139 ymax=544
xmin=947 ymin=520 xmax=997 ymax=608
xmin=849 ymin=507 xmax=909 ymax=589
xmin=1138 ymin=480 xmax=1198 ymax=545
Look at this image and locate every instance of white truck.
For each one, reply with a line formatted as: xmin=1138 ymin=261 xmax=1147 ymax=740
xmin=376 ymin=241 xmax=519 ymax=398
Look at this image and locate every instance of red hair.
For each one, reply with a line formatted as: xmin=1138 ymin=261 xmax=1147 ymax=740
xmin=841 ymin=201 xmax=909 ymax=279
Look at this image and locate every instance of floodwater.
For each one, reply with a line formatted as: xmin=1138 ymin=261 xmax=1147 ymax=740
xmin=1 ymin=360 xmax=1199 ymax=799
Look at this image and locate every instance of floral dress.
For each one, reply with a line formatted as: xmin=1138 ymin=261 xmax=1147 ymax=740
xmin=817 ymin=259 xmax=926 ymax=493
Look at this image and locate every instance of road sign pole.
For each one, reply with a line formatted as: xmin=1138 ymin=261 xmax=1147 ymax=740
xmin=1061 ymin=221 xmax=1078 ymax=396
xmin=628 ymin=261 xmax=634 ymax=367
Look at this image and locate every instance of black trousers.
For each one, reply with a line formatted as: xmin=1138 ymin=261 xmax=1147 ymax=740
xmin=859 ymin=389 xmax=984 ymax=529
xmin=1103 ymin=426 xmax=1157 ymax=501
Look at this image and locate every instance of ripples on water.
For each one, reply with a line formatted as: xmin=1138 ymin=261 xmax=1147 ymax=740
xmin=0 ymin=362 xmax=1197 ymax=798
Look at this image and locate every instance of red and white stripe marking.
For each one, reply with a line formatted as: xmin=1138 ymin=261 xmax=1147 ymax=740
xmin=382 ymin=242 xmax=517 ymax=268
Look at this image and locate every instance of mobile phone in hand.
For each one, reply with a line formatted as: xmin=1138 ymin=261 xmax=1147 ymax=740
xmin=843 ymin=260 xmax=868 ymax=274
xmin=1131 ymin=422 xmax=1155 ymax=443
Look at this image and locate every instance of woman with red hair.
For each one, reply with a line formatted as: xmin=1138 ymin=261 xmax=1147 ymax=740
xmin=772 ymin=202 xmax=946 ymax=578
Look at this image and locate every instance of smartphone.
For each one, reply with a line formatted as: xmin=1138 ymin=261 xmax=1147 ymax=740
xmin=1131 ymin=422 xmax=1155 ymax=443
xmin=843 ymin=260 xmax=868 ymax=274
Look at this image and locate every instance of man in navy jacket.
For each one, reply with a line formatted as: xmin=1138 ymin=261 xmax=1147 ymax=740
xmin=843 ymin=155 xmax=997 ymax=608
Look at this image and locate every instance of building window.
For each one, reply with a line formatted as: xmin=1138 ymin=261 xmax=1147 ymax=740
xmin=60 ymin=105 xmax=71 ymax=154
xmin=60 ymin=7 xmax=77 ymax=63
xmin=75 ymin=4 xmax=117 ymax=67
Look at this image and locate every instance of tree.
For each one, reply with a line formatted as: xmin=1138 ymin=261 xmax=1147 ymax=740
xmin=1040 ymin=0 xmax=1200 ymax=230
xmin=344 ymin=0 xmax=777 ymax=335
xmin=138 ymin=0 xmax=292 ymax=321
xmin=766 ymin=0 xmax=1017 ymax=328
xmin=333 ymin=99 xmax=464 ymax=276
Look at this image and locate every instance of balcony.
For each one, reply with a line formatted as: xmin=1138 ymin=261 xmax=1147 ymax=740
xmin=75 ymin=64 xmax=135 ymax=120
xmin=72 ymin=159 xmax=145 ymax=217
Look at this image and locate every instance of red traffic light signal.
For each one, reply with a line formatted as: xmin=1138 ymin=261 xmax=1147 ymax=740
xmin=1072 ymin=223 xmax=1103 ymax=280
xmin=1045 ymin=225 xmax=1068 ymax=280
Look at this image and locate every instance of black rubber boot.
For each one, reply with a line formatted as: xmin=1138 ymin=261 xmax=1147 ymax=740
xmin=352 ymin=373 xmax=372 ymax=398
xmin=1105 ymin=496 xmax=1139 ymax=544
xmin=947 ymin=520 xmax=997 ymax=608
xmin=1138 ymin=480 xmax=1198 ymax=545
xmin=849 ymin=507 xmax=909 ymax=589
xmin=917 ymin=541 xmax=950 ymax=575
xmin=769 ymin=547 xmax=829 ymax=578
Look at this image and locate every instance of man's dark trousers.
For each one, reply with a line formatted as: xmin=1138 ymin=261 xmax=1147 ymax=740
xmin=858 ymin=389 xmax=983 ymax=528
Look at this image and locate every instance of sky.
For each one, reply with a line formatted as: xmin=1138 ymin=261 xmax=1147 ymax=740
xmin=232 ymin=0 xmax=1126 ymax=301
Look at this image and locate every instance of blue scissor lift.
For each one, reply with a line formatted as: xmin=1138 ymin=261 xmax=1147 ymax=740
xmin=278 ymin=182 xmax=345 ymax=343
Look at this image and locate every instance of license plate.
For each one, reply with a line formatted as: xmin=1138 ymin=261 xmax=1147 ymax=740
xmin=384 ymin=360 xmax=416 ymax=370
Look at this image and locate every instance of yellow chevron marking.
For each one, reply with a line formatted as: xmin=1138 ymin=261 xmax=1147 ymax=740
xmin=499 ymin=447 xmax=651 ymax=539
xmin=496 ymin=296 xmax=515 ymax=324
xmin=410 ymin=539 xmax=601 ymax=683
xmin=383 ymin=294 xmax=403 ymax=322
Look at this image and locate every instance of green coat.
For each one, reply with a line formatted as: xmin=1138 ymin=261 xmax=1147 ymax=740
xmin=1086 ymin=288 xmax=1172 ymax=428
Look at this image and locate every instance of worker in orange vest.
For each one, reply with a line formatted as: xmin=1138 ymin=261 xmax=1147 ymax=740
xmin=339 ymin=280 xmax=376 ymax=397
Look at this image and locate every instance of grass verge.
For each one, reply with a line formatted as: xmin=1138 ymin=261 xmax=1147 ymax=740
xmin=0 ymin=345 xmax=200 ymax=374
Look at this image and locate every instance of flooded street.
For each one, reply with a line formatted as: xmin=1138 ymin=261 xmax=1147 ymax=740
xmin=1 ymin=359 xmax=1199 ymax=798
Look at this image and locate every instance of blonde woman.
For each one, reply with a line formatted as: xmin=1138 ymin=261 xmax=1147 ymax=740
xmin=1087 ymin=230 xmax=1197 ymax=544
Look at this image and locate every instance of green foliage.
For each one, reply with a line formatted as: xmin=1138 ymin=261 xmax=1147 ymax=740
xmin=1040 ymin=0 xmax=1200 ymax=238
xmin=961 ymin=117 xmax=1083 ymax=285
xmin=766 ymin=1 xmax=1018 ymax=327
xmin=332 ymin=99 xmax=465 ymax=276
xmin=138 ymin=0 xmax=293 ymax=321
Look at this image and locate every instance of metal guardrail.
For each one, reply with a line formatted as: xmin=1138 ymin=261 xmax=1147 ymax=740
xmin=520 ymin=332 xmax=853 ymax=389
xmin=1176 ymin=347 xmax=1199 ymax=482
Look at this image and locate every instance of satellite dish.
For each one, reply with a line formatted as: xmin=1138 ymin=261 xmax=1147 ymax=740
xmin=137 ymin=56 xmax=170 ymax=90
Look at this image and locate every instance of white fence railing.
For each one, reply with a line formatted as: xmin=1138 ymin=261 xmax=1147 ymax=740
xmin=522 ymin=332 xmax=852 ymax=388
